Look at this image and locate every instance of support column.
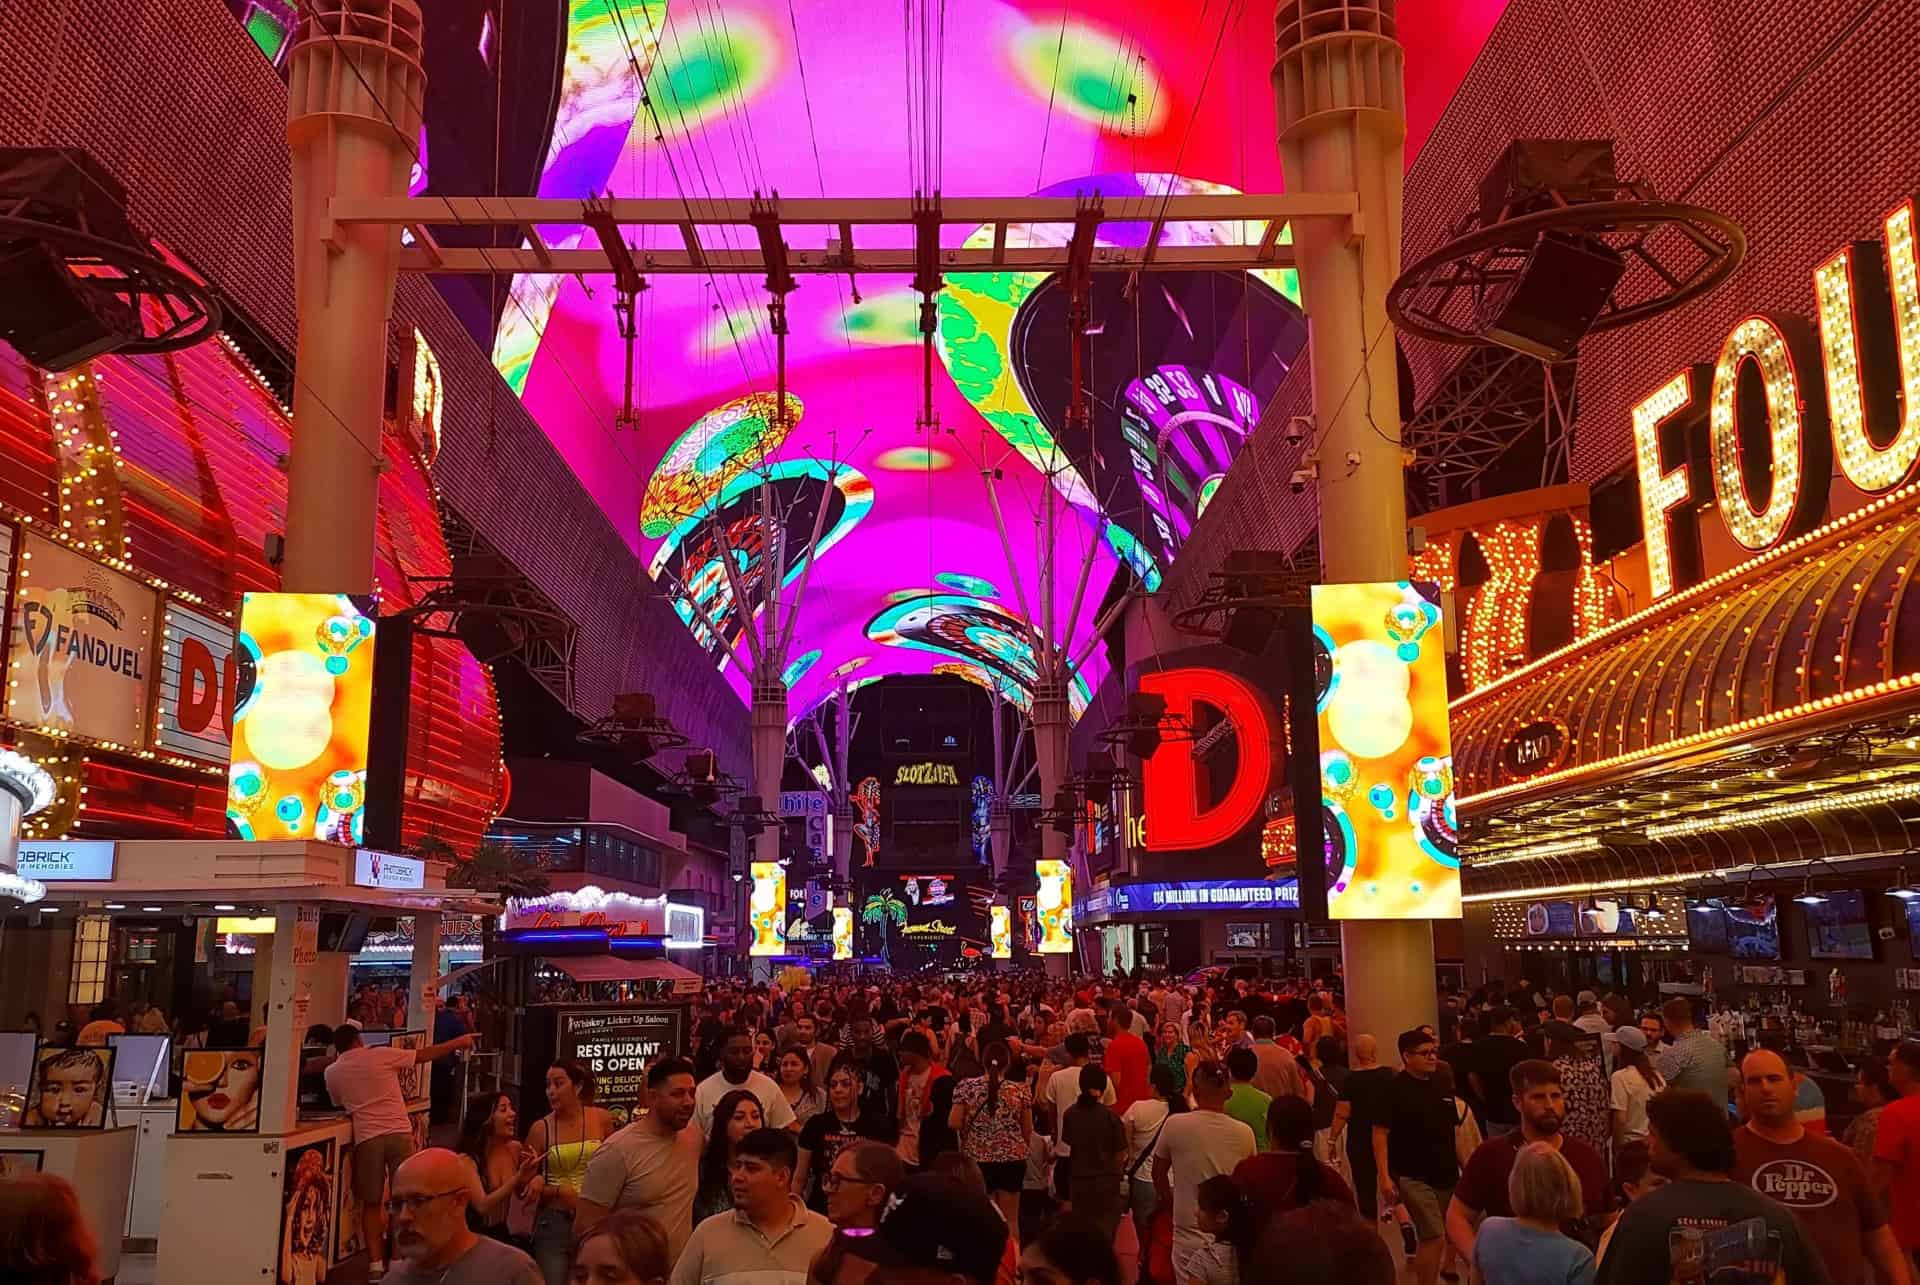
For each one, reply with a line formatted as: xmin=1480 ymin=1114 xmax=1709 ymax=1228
xmin=750 ymin=682 xmax=789 ymax=868
xmin=1274 ymin=0 xmax=1435 ymax=1056
xmin=284 ymin=0 xmax=425 ymax=593
xmin=408 ymin=910 xmax=441 ymax=1033
xmin=1033 ymin=678 xmax=1070 ymax=978
xmin=260 ymin=904 xmax=320 ymax=1134
xmin=832 ymin=685 xmax=853 ymax=887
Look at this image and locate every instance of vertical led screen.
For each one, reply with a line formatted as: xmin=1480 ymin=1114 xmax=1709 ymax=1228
xmin=989 ymin=904 xmax=1012 ymax=959
xmin=225 ymin=594 xmax=376 ymax=843
xmin=831 ymin=906 xmax=853 ymax=960
xmin=1311 ymin=582 xmax=1459 ymax=920
xmin=1034 ymin=859 xmax=1073 ymax=953
xmin=748 ymin=861 xmax=786 ymax=956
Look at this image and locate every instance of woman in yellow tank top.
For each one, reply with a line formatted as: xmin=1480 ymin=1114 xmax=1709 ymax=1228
xmin=524 ymin=1060 xmax=617 ymax=1285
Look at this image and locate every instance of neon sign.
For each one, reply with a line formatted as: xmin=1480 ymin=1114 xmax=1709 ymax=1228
xmin=1138 ymin=668 xmax=1275 ymax=851
xmin=893 ymin=762 xmax=960 ymax=786
xmin=1638 ymin=199 xmax=1920 ymax=598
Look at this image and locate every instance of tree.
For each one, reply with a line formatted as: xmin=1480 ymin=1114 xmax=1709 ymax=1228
xmin=861 ymin=890 xmax=907 ymax=966
xmin=444 ymin=839 xmax=551 ymax=902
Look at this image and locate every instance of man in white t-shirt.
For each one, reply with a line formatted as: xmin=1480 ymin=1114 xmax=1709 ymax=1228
xmin=1152 ymin=1059 xmax=1256 ymax=1278
xmin=693 ymin=1026 xmax=799 ymax=1136
xmin=324 ymin=1023 xmax=476 ymax=1273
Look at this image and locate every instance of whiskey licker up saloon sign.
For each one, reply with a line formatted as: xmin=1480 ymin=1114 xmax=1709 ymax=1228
xmin=1636 ymin=200 xmax=1920 ymax=598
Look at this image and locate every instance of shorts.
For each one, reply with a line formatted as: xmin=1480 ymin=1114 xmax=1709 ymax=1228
xmin=353 ymin=1130 xmax=415 ymax=1204
xmin=1399 ymin=1177 xmax=1454 ymax=1243
xmin=979 ymin=1160 xmax=1025 ymax=1194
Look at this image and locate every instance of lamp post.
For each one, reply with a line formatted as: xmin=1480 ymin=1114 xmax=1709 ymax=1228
xmin=1274 ymin=0 xmax=1438 ymax=1051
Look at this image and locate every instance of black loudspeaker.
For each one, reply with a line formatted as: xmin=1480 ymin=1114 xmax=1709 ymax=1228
xmin=1050 ymin=790 xmax=1077 ymax=835
xmin=362 ymin=615 xmax=415 ymax=852
xmin=1224 ymin=605 xmax=1278 ymax=656
xmin=1125 ymin=691 xmax=1167 ymax=759
xmin=0 ymin=148 xmax=143 ymax=370
xmin=1477 ymin=230 xmax=1625 ymax=361
xmin=0 ymin=241 xmax=134 ymax=369
xmin=738 ymin=796 xmax=765 ymax=837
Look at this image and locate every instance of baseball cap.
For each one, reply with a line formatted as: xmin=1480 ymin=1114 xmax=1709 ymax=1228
xmin=1576 ymin=990 xmax=1598 ymax=1006
xmin=1614 ymin=1025 xmax=1647 ymax=1052
xmin=842 ymin=1173 xmax=1007 ymax=1285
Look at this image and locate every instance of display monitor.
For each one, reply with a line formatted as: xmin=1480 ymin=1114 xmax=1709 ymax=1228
xmin=1804 ymin=890 xmax=1876 ymax=960
xmin=1906 ymin=898 xmax=1920 ymax=960
xmin=107 ymin=1033 xmax=171 ymax=1105
xmin=1578 ymin=899 xmax=1639 ymax=937
xmin=1726 ymin=895 xmax=1781 ymax=959
xmin=1311 ymin=582 xmax=1458 ymax=920
xmin=1524 ymin=901 xmax=1580 ymax=938
xmin=1687 ymin=901 xmax=1730 ymax=954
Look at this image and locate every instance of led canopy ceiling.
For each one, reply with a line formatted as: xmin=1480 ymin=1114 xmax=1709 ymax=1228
xmin=504 ymin=0 xmax=1508 ymax=717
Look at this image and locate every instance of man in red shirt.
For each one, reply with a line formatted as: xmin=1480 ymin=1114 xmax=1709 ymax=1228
xmin=1102 ymin=1004 xmax=1151 ymax=1115
xmin=1734 ymin=1049 xmax=1905 ymax=1285
xmin=1873 ymin=1041 xmax=1920 ymax=1271
xmin=1445 ymin=1059 xmax=1609 ymax=1264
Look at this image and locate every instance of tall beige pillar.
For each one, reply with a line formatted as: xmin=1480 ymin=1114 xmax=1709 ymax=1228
xmin=1274 ymin=0 xmax=1436 ymax=1059
xmin=284 ymin=0 xmax=425 ymax=593
xmin=1033 ymin=679 xmax=1071 ymax=977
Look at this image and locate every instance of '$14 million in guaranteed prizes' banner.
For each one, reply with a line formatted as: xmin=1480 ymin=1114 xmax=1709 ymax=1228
xmin=226 ymin=593 xmax=377 ymax=843
xmin=1311 ymin=581 xmax=1460 ymax=920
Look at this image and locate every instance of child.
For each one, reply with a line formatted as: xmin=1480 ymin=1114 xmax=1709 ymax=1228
xmin=1185 ymin=1175 xmax=1250 ymax=1285
xmin=1592 ymin=1140 xmax=1664 ymax=1268
xmin=26 ymin=1048 xmax=106 ymax=1127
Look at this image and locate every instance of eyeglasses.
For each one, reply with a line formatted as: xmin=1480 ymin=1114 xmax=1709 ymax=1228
xmin=1408 ymin=1047 xmax=1440 ymax=1058
xmin=385 ymin=1190 xmax=464 ymax=1216
xmin=822 ymin=1171 xmax=876 ymax=1192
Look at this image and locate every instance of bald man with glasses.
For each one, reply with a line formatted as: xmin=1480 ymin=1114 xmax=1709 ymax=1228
xmin=381 ymin=1148 xmax=542 ymax=1285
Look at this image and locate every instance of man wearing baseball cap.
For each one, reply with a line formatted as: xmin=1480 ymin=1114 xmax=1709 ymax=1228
xmin=815 ymin=1171 xmax=1008 ymax=1285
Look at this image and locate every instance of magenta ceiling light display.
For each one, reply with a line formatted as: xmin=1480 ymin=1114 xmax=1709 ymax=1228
xmin=503 ymin=0 xmax=1511 ymax=712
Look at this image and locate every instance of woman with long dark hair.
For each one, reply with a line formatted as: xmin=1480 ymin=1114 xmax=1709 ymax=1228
xmin=1608 ymin=1026 xmax=1665 ymax=1148
xmin=949 ymin=1040 xmax=1032 ymax=1227
xmin=695 ymin=1088 xmax=765 ymax=1220
xmin=774 ymin=1044 xmax=825 ymax=1125
xmin=1122 ymin=1061 xmax=1186 ymax=1254
xmin=456 ymin=1092 xmax=529 ymax=1245
xmin=1231 ymin=1094 xmax=1354 ymax=1221
xmin=526 ymin=1060 xmax=617 ymax=1285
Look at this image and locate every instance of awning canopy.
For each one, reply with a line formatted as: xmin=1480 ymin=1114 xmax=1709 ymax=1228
xmin=547 ymin=955 xmax=701 ymax=986
xmin=1453 ymin=481 xmax=1920 ymax=813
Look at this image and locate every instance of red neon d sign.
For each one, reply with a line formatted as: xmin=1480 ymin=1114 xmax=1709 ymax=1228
xmin=1139 ymin=668 xmax=1274 ymax=851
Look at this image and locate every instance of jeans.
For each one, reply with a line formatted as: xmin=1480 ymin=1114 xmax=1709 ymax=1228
xmin=532 ymin=1206 xmax=575 ymax=1285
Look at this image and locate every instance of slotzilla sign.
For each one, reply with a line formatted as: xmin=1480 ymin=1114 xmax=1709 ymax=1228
xmin=16 ymin=839 xmax=116 ymax=881
xmin=893 ymin=762 xmax=960 ymax=786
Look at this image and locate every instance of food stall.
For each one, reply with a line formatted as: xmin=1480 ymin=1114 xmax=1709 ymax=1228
xmin=5 ymin=836 xmax=496 ymax=1285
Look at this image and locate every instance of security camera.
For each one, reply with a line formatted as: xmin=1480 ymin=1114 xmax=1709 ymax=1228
xmin=1283 ymin=416 xmax=1313 ymax=446
xmin=1288 ymin=469 xmax=1312 ymax=494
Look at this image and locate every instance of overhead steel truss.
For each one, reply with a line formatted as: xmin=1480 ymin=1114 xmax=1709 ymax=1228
xmin=325 ymin=193 xmax=1349 ymax=277
xmin=1402 ymin=346 xmax=1577 ymax=513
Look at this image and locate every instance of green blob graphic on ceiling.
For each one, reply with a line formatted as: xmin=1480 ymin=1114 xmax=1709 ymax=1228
xmin=642 ymin=11 xmax=778 ymax=134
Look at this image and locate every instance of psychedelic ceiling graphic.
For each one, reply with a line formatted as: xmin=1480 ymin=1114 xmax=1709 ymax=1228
xmin=503 ymin=0 xmax=1507 ymax=720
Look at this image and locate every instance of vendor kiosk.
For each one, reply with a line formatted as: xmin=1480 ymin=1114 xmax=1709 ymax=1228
xmin=4 ymin=838 xmax=496 ymax=1285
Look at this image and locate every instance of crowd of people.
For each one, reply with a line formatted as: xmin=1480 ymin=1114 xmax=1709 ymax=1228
xmin=8 ymin=967 xmax=1920 ymax=1285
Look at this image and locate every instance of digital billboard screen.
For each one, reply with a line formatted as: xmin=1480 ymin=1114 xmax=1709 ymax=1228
xmin=1311 ymin=582 xmax=1458 ymax=920
xmin=225 ymin=593 xmax=376 ymax=843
